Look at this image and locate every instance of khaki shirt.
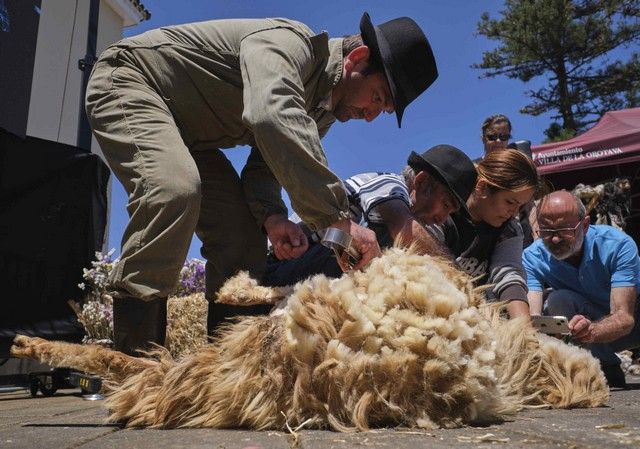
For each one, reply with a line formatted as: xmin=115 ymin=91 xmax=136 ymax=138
xmin=106 ymin=18 xmax=350 ymax=230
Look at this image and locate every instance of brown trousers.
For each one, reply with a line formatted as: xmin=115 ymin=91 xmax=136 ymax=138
xmin=85 ymin=49 xmax=267 ymax=324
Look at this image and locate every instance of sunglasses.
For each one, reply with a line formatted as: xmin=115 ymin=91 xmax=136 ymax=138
xmin=485 ymin=133 xmax=511 ymax=142
xmin=538 ymin=221 xmax=582 ymax=240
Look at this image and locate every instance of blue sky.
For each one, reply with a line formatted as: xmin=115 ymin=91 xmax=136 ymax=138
xmin=107 ymin=0 xmax=556 ymax=260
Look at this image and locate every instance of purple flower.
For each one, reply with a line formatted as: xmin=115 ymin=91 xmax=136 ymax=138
xmin=175 ymin=258 xmax=206 ymax=297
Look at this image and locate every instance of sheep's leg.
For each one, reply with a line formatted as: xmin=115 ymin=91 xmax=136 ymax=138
xmin=11 ymin=335 xmax=154 ymax=383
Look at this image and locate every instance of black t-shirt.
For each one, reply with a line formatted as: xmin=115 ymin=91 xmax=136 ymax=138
xmin=429 ymin=212 xmax=528 ymax=302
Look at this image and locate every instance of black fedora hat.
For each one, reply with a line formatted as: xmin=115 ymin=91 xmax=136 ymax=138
xmin=360 ymin=12 xmax=438 ymax=127
xmin=407 ymin=144 xmax=477 ymax=215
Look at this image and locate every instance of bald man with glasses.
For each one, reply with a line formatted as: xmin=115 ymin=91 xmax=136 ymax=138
xmin=522 ymin=190 xmax=640 ymax=388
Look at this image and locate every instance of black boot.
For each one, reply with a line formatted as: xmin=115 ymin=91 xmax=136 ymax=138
xmin=113 ymin=297 xmax=167 ymax=356
xmin=601 ymin=363 xmax=627 ymax=389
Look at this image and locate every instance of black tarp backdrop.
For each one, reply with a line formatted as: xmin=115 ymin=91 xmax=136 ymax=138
xmin=0 ymin=129 xmax=110 ymax=358
xmin=0 ymin=0 xmax=41 ymax=137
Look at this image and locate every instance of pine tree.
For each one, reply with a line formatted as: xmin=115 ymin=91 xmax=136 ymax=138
xmin=474 ymin=0 xmax=640 ymax=141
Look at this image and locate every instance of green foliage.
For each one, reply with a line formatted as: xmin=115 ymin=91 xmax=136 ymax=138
xmin=474 ymin=0 xmax=640 ymax=136
xmin=543 ymin=122 xmax=578 ymax=142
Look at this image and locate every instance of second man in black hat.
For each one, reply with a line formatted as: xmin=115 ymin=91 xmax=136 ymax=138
xmin=262 ymin=145 xmax=477 ymax=286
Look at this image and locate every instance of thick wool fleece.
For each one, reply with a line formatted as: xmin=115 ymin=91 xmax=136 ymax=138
xmin=11 ymin=248 xmax=608 ymax=431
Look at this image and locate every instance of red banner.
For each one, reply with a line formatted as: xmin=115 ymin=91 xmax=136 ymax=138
xmin=532 ymin=108 xmax=640 ymax=175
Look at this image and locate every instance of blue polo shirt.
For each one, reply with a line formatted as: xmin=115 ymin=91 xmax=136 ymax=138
xmin=522 ymin=225 xmax=640 ymax=309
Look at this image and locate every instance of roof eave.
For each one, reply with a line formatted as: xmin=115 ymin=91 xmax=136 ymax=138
xmin=104 ymin=0 xmax=151 ymax=27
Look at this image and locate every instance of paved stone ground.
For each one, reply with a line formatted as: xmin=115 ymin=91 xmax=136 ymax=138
xmin=1 ymin=376 xmax=639 ymax=449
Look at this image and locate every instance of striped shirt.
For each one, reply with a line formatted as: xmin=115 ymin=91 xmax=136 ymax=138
xmin=292 ymin=172 xmax=410 ymax=242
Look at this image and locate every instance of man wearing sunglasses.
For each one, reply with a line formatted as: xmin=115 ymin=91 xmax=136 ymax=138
xmin=480 ymin=114 xmax=512 ymax=155
xmin=523 ymin=190 xmax=640 ymax=388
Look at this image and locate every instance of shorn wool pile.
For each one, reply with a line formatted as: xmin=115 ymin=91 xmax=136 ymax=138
xmin=11 ymin=248 xmax=608 ymax=431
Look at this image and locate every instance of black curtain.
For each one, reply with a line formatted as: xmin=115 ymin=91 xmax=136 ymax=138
xmin=0 ymin=128 xmax=110 ymax=357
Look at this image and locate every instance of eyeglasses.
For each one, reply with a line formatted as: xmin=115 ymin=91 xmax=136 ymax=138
xmin=538 ymin=221 xmax=582 ymax=239
xmin=485 ymin=133 xmax=511 ymax=142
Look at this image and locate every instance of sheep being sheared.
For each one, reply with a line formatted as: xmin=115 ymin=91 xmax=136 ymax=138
xmin=572 ymin=178 xmax=632 ymax=230
xmin=11 ymin=247 xmax=608 ymax=431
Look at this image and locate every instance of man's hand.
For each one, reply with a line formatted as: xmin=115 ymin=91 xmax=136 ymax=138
xmin=330 ymin=219 xmax=381 ymax=271
xmin=569 ymin=287 xmax=636 ymax=344
xmin=264 ymin=214 xmax=309 ymax=260
xmin=569 ymin=314 xmax=597 ymax=343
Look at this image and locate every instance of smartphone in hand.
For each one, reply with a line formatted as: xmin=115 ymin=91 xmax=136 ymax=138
xmin=531 ymin=315 xmax=570 ymax=335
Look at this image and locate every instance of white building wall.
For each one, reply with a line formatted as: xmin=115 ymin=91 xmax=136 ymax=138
xmin=26 ymin=0 xmax=134 ymax=151
xmin=26 ymin=0 xmax=78 ymax=142
xmin=57 ymin=0 xmax=90 ymax=146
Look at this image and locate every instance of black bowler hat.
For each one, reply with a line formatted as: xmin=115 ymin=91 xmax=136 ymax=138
xmin=407 ymin=145 xmax=477 ymax=215
xmin=360 ymin=12 xmax=438 ymax=127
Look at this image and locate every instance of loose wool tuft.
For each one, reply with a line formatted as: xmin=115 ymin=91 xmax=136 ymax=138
xmin=11 ymin=248 xmax=608 ymax=431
